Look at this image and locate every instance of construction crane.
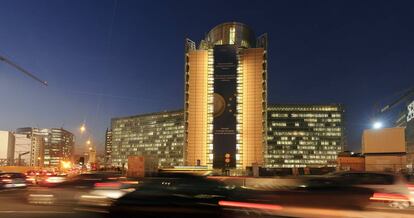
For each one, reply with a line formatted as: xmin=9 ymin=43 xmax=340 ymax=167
xmin=373 ymin=87 xmax=414 ymax=129
xmin=0 ymin=54 xmax=48 ymax=86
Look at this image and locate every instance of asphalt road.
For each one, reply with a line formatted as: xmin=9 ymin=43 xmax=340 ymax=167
xmin=1 ymin=188 xmax=414 ymax=218
xmin=0 ymin=188 xmax=105 ymax=218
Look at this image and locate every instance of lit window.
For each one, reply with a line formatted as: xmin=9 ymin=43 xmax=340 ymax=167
xmin=229 ymin=27 xmax=235 ymax=44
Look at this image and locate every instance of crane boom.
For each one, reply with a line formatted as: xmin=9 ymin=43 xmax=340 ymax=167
xmin=0 ymin=55 xmax=48 ymax=86
xmin=379 ymin=87 xmax=414 ymax=114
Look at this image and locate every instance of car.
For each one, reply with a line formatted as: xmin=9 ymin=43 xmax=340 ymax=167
xmin=109 ymin=173 xmax=232 ymax=218
xmin=27 ymin=172 xmax=126 ymax=206
xmin=0 ymin=172 xmax=27 ymax=189
xmin=228 ymin=177 xmax=374 ymax=211
xmin=331 ymin=171 xmax=414 ymax=209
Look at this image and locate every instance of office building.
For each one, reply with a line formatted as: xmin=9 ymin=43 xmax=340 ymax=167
xmin=88 ymin=147 xmax=96 ymax=164
xmin=16 ymin=127 xmax=49 ymax=166
xmin=0 ymin=131 xmax=15 ymax=165
xmin=266 ymin=104 xmax=344 ymax=168
xmin=184 ymin=22 xmax=267 ymax=170
xmin=110 ymin=110 xmax=184 ymax=168
xmin=31 ymin=135 xmax=45 ymax=167
xmin=105 ymin=129 xmax=112 ymax=167
xmin=16 ymin=127 xmax=74 ymax=167
xmin=49 ymin=128 xmax=74 ymax=166
xmin=13 ymin=133 xmax=31 ymax=166
xmin=405 ymin=100 xmax=414 ymax=171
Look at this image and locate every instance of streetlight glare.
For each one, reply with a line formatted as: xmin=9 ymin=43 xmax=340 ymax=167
xmin=80 ymin=124 xmax=86 ymax=133
xmin=61 ymin=161 xmax=72 ymax=169
xmin=373 ymin=121 xmax=383 ymax=129
xmin=86 ymin=139 xmax=91 ymax=145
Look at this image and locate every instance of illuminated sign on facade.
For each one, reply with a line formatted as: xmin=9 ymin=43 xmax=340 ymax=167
xmin=212 ymin=45 xmax=238 ymax=168
xmin=408 ymin=100 xmax=414 ymax=123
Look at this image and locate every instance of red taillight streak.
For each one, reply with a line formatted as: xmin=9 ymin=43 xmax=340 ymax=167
xmin=94 ymin=182 xmax=121 ymax=188
xmin=218 ymin=200 xmax=283 ymax=211
xmin=370 ymin=193 xmax=410 ymax=202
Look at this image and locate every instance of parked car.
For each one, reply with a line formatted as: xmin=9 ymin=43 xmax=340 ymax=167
xmin=0 ymin=172 xmax=27 ymax=189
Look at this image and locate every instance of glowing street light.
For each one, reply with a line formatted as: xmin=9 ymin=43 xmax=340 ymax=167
xmin=61 ymin=161 xmax=72 ymax=169
xmin=373 ymin=121 xmax=383 ymax=129
xmin=86 ymin=139 xmax=91 ymax=145
xmin=80 ymin=124 xmax=86 ymax=133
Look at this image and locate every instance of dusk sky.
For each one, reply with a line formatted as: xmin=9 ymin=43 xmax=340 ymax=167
xmin=1 ymin=0 xmax=413 ymax=153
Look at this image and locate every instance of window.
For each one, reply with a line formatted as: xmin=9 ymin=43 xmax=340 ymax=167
xmin=229 ymin=27 xmax=235 ymax=44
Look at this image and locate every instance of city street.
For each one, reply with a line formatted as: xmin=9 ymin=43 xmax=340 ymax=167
xmin=0 ymin=188 xmax=104 ymax=218
xmin=1 ymin=188 xmax=414 ymax=218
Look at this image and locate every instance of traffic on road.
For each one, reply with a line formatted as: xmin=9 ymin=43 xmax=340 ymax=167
xmin=0 ymin=170 xmax=413 ymax=218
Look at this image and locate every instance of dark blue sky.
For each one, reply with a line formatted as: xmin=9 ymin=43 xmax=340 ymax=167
xmin=1 ymin=0 xmax=413 ymax=153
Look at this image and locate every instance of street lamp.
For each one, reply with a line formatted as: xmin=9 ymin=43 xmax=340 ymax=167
xmin=80 ymin=124 xmax=86 ymax=133
xmin=373 ymin=121 xmax=383 ymax=129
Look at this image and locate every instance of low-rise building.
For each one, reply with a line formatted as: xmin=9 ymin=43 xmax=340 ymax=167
xmin=337 ymin=151 xmax=365 ymax=171
xmin=362 ymin=127 xmax=406 ymax=172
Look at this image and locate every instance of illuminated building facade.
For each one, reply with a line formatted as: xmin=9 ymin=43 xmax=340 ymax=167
xmin=184 ymin=22 xmax=267 ymax=170
xmin=266 ymin=104 xmax=344 ymax=168
xmin=110 ymin=110 xmax=184 ymax=168
xmin=13 ymin=133 xmax=31 ymax=165
xmin=0 ymin=131 xmax=15 ymax=165
xmin=104 ymin=128 xmax=112 ymax=167
xmin=16 ymin=127 xmax=74 ymax=167
xmin=407 ymin=101 xmax=414 ymax=171
xmin=395 ymin=100 xmax=414 ymax=171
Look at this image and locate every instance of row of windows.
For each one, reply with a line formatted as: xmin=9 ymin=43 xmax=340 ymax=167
xmin=268 ymin=107 xmax=340 ymax=112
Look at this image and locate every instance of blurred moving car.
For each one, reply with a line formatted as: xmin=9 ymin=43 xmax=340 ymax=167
xmin=27 ymin=172 xmax=133 ymax=206
xmin=332 ymin=171 xmax=413 ymax=209
xmin=25 ymin=170 xmax=58 ymax=185
xmin=228 ymin=177 xmax=374 ymax=211
xmin=109 ymin=173 xmax=232 ymax=218
xmin=0 ymin=172 xmax=27 ymax=189
xmin=37 ymin=174 xmax=68 ymax=186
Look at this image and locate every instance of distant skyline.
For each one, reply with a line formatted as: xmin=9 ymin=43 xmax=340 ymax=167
xmin=1 ymin=0 xmax=414 ymax=153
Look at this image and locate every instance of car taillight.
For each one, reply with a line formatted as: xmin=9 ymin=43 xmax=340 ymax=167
xmin=121 ymin=181 xmax=139 ymax=185
xmin=218 ymin=200 xmax=283 ymax=211
xmin=370 ymin=192 xmax=410 ymax=202
xmin=94 ymin=182 xmax=121 ymax=188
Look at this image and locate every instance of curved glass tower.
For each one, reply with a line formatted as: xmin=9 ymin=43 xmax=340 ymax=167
xmin=184 ymin=22 xmax=268 ymax=172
